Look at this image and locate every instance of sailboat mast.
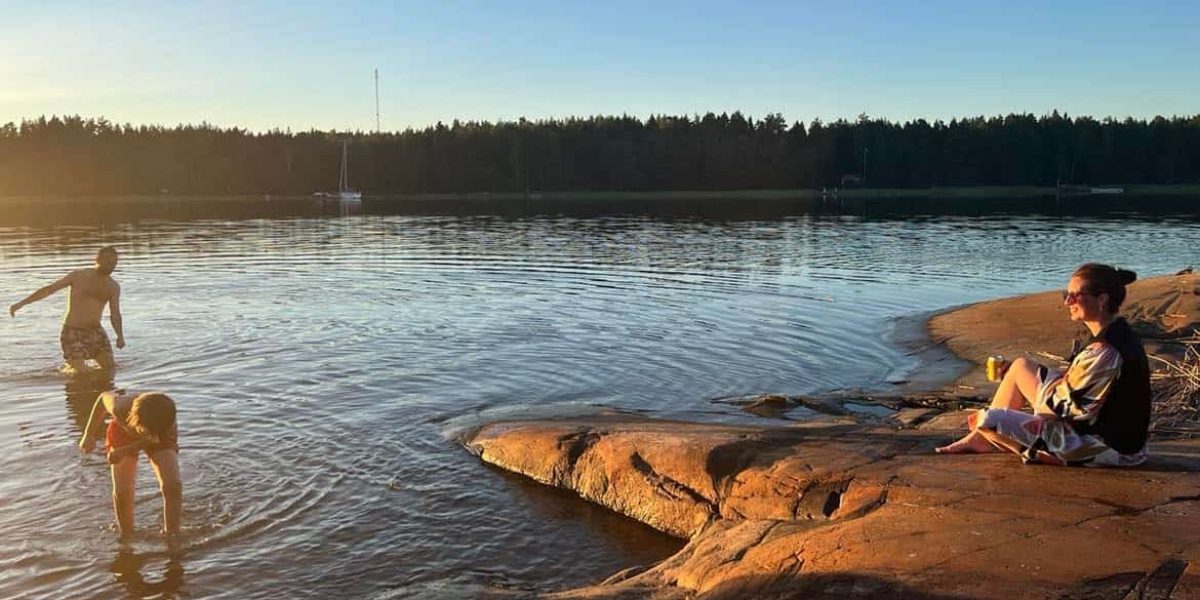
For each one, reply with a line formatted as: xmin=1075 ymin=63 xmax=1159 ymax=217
xmin=374 ymin=68 xmax=380 ymax=134
xmin=339 ymin=140 xmax=349 ymax=191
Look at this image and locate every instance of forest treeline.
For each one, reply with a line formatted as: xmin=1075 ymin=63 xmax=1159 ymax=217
xmin=1 ymin=112 xmax=1198 ymax=195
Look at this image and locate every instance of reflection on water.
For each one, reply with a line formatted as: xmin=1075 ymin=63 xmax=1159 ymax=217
xmin=1 ymin=195 xmax=1199 ymax=598
xmin=110 ymin=549 xmax=186 ymax=599
xmin=63 ymin=377 xmax=114 ymax=434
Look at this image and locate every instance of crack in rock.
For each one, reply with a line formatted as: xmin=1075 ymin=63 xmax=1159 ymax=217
xmin=630 ymin=451 xmax=718 ymax=515
xmin=1076 ymin=494 xmax=1200 ymax=527
xmin=554 ymin=429 xmax=602 ymax=482
xmin=1061 ymin=557 xmax=1189 ymax=600
xmin=721 ymin=521 xmax=780 ymax=568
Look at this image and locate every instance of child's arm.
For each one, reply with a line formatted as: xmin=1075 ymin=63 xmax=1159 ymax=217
xmin=80 ymin=390 xmax=131 ymax=454
xmin=78 ymin=393 xmax=112 ymax=453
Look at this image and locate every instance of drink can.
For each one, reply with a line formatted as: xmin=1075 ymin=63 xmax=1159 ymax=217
xmin=986 ymin=356 xmax=1004 ymax=382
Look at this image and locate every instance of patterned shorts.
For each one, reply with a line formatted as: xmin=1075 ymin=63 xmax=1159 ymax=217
xmin=60 ymin=325 xmax=113 ymax=361
xmin=1034 ymin=365 xmax=1066 ymax=409
xmin=972 ymin=408 xmax=1148 ymax=467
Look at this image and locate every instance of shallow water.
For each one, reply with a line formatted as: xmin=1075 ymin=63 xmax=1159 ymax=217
xmin=1 ymin=195 xmax=1198 ymax=599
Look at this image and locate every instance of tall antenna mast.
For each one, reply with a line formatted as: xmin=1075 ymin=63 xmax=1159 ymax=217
xmin=374 ymin=68 xmax=381 ymax=134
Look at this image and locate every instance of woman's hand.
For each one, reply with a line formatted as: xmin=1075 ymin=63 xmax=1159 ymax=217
xmin=996 ymin=359 xmax=1012 ymax=380
xmin=78 ymin=435 xmax=96 ymax=454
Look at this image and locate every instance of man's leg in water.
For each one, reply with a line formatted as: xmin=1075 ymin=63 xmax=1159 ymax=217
xmin=61 ymin=327 xmax=92 ymax=374
xmin=64 ymin=359 xmax=89 ymax=374
xmin=62 ymin=327 xmax=115 ymax=374
xmin=92 ymin=327 xmax=115 ymax=372
xmin=936 ymin=357 xmax=1043 ymax=454
xmin=95 ymin=351 xmax=115 ymax=372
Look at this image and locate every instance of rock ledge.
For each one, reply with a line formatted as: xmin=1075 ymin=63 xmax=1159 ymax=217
xmin=468 ymin=416 xmax=1200 ymax=599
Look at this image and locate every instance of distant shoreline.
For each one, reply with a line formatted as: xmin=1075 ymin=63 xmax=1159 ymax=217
xmin=3 ymin=183 xmax=1200 ymax=203
xmin=388 ymin=183 xmax=1200 ymax=202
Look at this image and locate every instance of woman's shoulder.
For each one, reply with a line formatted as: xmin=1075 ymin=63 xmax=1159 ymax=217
xmin=1074 ymin=339 xmax=1123 ymax=365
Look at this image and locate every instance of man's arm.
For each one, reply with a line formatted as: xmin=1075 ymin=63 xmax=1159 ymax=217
xmin=10 ymin=272 xmax=74 ymax=317
xmin=109 ymin=283 xmax=124 ymax=349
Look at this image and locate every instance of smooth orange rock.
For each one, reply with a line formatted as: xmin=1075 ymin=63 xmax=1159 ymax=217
xmin=468 ymin=418 xmax=1200 ymax=599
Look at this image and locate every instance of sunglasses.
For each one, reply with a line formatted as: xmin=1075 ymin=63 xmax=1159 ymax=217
xmin=1061 ymin=289 xmax=1094 ymax=303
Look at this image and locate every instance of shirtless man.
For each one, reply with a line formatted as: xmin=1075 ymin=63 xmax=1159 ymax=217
xmin=10 ymin=246 xmax=125 ymax=373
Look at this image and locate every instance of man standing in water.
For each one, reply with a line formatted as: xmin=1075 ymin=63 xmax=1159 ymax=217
xmin=9 ymin=246 xmax=125 ymax=373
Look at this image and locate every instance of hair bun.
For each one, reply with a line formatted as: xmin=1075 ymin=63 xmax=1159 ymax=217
xmin=1116 ymin=268 xmax=1137 ymax=285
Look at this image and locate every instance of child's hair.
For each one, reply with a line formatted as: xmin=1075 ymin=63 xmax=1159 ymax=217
xmin=128 ymin=393 xmax=176 ymax=439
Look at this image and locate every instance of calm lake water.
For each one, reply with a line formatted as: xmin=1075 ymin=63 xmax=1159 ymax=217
xmin=1 ymin=195 xmax=1198 ymax=599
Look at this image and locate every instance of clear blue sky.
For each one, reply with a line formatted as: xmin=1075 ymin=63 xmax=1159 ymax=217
xmin=3 ymin=0 xmax=1197 ymax=132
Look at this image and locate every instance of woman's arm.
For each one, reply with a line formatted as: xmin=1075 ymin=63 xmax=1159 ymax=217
xmin=1043 ymin=343 xmax=1123 ymax=423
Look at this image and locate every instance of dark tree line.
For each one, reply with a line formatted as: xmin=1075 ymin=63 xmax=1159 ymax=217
xmin=1 ymin=112 xmax=1198 ymax=196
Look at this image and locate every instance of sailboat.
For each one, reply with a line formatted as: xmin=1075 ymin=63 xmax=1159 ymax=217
xmin=315 ymin=70 xmax=377 ymax=202
xmin=313 ymin=140 xmax=362 ymax=201
xmin=336 ymin=140 xmax=362 ymax=201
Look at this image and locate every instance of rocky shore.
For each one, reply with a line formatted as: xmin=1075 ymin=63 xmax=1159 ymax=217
xmin=465 ymin=271 xmax=1200 ymax=599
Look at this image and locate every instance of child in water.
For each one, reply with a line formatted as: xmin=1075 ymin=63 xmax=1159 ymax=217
xmin=79 ymin=390 xmax=182 ymax=539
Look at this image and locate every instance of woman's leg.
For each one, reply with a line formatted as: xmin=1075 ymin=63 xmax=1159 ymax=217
xmin=974 ymin=410 xmax=1068 ymax=466
xmin=975 ymin=427 xmax=1027 ymax=455
xmin=936 ymin=357 xmax=1043 ymax=454
xmin=147 ymin=449 xmax=182 ymax=537
xmin=110 ymin=454 xmax=138 ymax=538
xmin=988 ymin=357 xmax=1043 ymax=411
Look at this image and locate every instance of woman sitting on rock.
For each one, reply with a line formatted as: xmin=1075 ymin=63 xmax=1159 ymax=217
xmin=936 ymin=263 xmax=1151 ymax=466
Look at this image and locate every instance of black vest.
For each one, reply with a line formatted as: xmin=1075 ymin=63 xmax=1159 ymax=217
xmin=1071 ymin=318 xmax=1151 ymax=454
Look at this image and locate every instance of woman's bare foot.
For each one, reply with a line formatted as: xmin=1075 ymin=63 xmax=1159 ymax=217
xmin=935 ymin=432 xmax=1001 ymax=454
